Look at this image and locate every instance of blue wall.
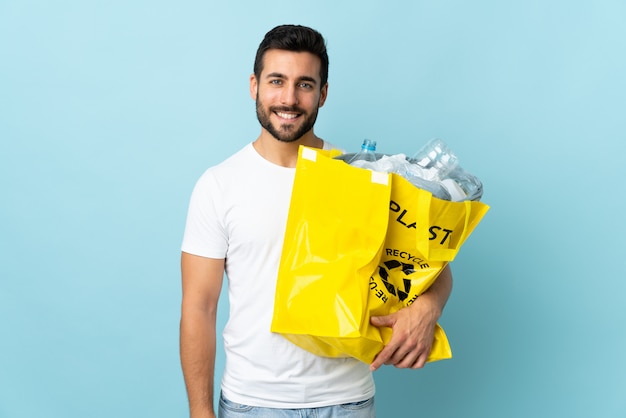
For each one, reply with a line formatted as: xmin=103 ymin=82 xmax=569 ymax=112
xmin=1 ymin=1 xmax=625 ymax=417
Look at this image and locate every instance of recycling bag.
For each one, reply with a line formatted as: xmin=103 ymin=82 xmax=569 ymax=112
xmin=271 ymin=146 xmax=489 ymax=364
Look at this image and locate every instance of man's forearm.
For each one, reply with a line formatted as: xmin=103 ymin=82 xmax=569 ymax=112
xmin=180 ymin=309 xmax=217 ymax=418
xmin=415 ymin=264 xmax=453 ymax=319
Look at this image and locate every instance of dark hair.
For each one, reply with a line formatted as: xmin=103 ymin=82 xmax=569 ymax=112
xmin=253 ymin=24 xmax=329 ymax=87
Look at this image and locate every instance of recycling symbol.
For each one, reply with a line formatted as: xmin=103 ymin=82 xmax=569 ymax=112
xmin=377 ymin=260 xmax=414 ymax=302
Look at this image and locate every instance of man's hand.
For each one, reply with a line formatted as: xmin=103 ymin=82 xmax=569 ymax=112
xmin=369 ymin=265 xmax=453 ymax=372
xmin=369 ymin=301 xmax=438 ymax=371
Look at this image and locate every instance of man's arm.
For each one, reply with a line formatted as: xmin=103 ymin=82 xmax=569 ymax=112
xmin=369 ymin=264 xmax=453 ymax=371
xmin=180 ymin=252 xmax=225 ymax=418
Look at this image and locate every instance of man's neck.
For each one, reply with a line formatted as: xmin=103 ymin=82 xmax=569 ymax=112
xmin=253 ymin=131 xmax=323 ymax=168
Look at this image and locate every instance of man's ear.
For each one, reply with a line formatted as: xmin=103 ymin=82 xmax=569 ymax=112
xmin=249 ymin=74 xmax=258 ymax=100
xmin=318 ymin=83 xmax=329 ymax=108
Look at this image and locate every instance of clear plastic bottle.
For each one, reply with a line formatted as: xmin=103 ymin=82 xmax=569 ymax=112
xmin=410 ymin=138 xmax=459 ymax=178
xmin=444 ymin=168 xmax=483 ymax=201
xmin=410 ymin=138 xmax=482 ymax=201
xmin=347 ymin=139 xmax=378 ymax=167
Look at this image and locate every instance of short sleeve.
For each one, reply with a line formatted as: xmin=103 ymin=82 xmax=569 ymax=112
xmin=181 ymin=170 xmax=228 ymax=258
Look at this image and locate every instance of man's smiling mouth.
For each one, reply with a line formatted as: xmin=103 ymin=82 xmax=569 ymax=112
xmin=275 ymin=111 xmax=299 ymax=120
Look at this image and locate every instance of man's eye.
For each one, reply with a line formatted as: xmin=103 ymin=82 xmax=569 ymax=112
xmin=299 ymin=83 xmax=313 ymax=89
xmin=270 ymin=79 xmax=282 ymax=85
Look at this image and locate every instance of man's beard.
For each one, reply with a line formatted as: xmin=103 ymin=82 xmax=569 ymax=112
xmin=255 ymin=97 xmax=319 ymax=143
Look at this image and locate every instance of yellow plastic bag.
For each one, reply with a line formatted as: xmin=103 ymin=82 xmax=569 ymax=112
xmin=271 ymin=146 xmax=490 ymax=364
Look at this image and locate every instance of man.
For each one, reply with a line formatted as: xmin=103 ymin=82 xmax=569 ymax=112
xmin=180 ymin=24 xmax=453 ymax=418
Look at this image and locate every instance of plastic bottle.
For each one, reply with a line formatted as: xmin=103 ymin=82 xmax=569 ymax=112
xmin=443 ymin=168 xmax=483 ymax=201
xmin=410 ymin=138 xmax=459 ymax=178
xmin=410 ymin=138 xmax=482 ymax=201
xmin=347 ymin=139 xmax=378 ymax=168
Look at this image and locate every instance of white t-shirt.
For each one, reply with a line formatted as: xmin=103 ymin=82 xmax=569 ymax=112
xmin=181 ymin=142 xmax=375 ymax=408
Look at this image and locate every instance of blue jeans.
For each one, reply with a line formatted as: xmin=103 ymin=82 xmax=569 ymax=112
xmin=218 ymin=392 xmax=376 ymax=418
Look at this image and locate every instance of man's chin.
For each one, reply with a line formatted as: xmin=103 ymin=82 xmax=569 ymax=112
xmin=271 ymin=126 xmax=304 ymax=143
xmin=274 ymin=134 xmax=301 ymax=143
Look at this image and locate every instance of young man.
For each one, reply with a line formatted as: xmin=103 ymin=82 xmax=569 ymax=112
xmin=180 ymin=25 xmax=452 ymax=418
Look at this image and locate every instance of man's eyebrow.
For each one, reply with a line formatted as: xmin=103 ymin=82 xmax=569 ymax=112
xmin=266 ymin=72 xmax=286 ymax=79
xmin=298 ymin=76 xmax=318 ymax=85
xmin=265 ymin=72 xmax=318 ymax=85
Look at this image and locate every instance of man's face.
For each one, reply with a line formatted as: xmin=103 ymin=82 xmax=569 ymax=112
xmin=251 ymin=49 xmax=328 ymax=143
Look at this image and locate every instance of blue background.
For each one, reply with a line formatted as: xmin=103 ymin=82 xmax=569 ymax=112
xmin=2 ymin=1 xmax=625 ymax=417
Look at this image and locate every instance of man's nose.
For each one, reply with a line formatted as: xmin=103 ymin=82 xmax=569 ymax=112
xmin=280 ymin=84 xmax=298 ymax=105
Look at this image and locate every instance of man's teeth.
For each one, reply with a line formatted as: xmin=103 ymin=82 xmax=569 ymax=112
xmin=277 ymin=112 xmax=298 ymax=120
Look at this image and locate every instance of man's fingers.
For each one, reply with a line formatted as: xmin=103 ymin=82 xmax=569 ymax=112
xmin=370 ymin=314 xmax=394 ymax=327
xmin=370 ymin=349 xmax=389 ymax=371
xmin=411 ymin=353 xmax=428 ymax=369
xmin=370 ymin=340 xmax=398 ymax=371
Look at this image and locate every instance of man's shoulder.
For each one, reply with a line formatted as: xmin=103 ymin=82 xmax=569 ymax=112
xmin=217 ymin=143 xmax=254 ymax=167
xmin=203 ymin=143 xmax=254 ymax=174
xmin=192 ymin=143 xmax=254 ymax=189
